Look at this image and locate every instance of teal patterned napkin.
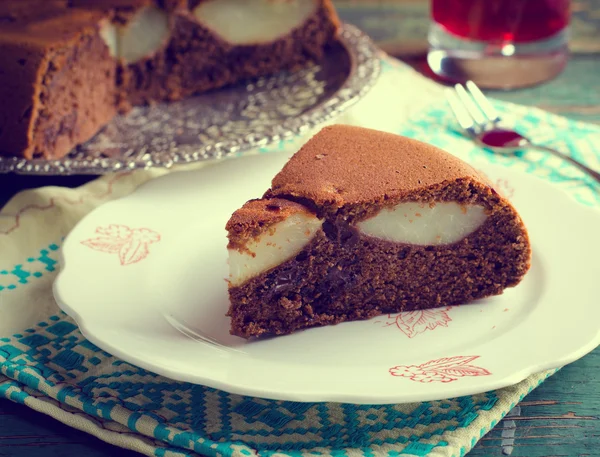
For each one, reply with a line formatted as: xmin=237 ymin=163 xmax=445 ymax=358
xmin=1 ymin=57 xmax=599 ymax=457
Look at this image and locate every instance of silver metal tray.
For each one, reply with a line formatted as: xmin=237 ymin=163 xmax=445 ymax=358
xmin=0 ymin=24 xmax=380 ymax=175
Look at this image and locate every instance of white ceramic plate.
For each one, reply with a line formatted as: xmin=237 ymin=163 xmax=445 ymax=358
xmin=54 ymin=151 xmax=600 ymax=404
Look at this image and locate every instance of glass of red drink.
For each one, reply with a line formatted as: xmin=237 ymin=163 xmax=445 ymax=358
xmin=427 ymin=0 xmax=571 ymax=89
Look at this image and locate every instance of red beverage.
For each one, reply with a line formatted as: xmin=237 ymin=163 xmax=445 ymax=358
xmin=432 ymin=0 xmax=570 ymax=43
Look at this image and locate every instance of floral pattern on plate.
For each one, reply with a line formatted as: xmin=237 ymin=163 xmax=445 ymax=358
xmin=81 ymin=225 xmax=161 ymax=266
xmin=377 ymin=308 xmax=453 ymax=338
xmin=390 ymin=356 xmax=492 ymax=383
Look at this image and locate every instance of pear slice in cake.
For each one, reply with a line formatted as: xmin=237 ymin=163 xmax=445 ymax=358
xmin=226 ymin=125 xmax=531 ymax=338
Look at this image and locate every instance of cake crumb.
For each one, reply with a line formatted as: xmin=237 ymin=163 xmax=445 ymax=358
xmin=503 ymin=308 xmax=509 ymax=312
xmin=279 ymin=297 xmax=301 ymax=310
xmin=266 ymin=203 xmax=282 ymax=211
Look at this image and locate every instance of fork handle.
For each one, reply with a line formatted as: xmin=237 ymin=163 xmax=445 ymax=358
xmin=531 ymin=144 xmax=600 ymax=184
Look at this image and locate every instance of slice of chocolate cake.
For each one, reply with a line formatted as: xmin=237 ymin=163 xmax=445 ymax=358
xmin=226 ymin=125 xmax=532 ymax=338
xmin=0 ymin=0 xmax=340 ymax=159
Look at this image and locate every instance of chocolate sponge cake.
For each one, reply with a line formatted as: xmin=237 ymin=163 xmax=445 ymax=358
xmin=226 ymin=125 xmax=532 ymax=338
xmin=0 ymin=0 xmax=340 ymax=159
xmin=117 ymin=0 xmax=340 ymax=106
xmin=0 ymin=5 xmax=118 ymax=159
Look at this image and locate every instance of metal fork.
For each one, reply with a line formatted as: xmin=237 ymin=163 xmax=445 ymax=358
xmin=447 ymin=81 xmax=600 ymax=184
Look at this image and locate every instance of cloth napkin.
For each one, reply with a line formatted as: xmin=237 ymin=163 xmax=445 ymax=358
xmin=1 ymin=55 xmax=599 ymax=457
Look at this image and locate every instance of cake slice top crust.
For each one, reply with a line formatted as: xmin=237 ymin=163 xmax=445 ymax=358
xmin=226 ymin=198 xmax=318 ymax=249
xmin=267 ymin=125 xmax=491 ymax=217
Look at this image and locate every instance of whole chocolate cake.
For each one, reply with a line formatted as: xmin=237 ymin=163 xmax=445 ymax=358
xmin=226 ymin=125 xmax=532 ymax=338
xmin=0 ymin=0 xmax=340 ymax=159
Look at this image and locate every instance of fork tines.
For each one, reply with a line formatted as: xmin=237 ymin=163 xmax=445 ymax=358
xmin=447 ymin=81 xmax=500 ymax=135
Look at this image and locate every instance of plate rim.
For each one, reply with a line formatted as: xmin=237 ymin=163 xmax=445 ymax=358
xmin=53 ymin=158 xmax=600 ymax=404
xmin=0 ymin=24 xmax=381 ymax=176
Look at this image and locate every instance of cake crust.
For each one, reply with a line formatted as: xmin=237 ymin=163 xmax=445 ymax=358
xmin=267 ymin=125 xmax=492 ymax=219
xmin=226 ymin=198 xmax=317 ymax=250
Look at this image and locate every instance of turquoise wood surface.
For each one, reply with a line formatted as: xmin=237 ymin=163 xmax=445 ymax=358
xmin=1 ymin=1 xmax=599 ymax=456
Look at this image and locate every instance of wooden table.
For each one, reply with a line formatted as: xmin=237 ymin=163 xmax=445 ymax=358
xmin=1 ymin=1 xmax=599 ymax=456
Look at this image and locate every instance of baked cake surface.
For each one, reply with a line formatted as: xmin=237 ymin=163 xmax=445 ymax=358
xmin=226 ymin=125 xmax=532 ymax=338
xmin=0 ymin=0 xmax=340 ymax=158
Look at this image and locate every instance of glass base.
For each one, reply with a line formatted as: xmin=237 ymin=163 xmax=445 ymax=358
xmin=427 ymin=24 xmax=569 ymax=89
